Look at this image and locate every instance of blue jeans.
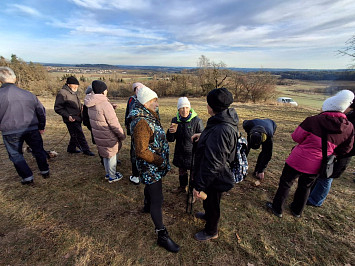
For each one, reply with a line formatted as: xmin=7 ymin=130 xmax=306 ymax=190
xmin=2 ymin=130 xmax=49 ymax=181
xmin=308 ymin=178 xmax=333 ymax=206
xmin=103 ymin=154 xmax=117 ymax=179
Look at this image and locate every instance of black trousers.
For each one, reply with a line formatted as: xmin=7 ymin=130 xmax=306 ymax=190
xmin=203 ymin=187 xmax=222 ymax=235
xmin=144 ymin=179 xmax=164 ymax=230
xmin=130 ymin=140 xmax=139 ymax=176
xmin=65 ymin=121 xmax=90 ymax=152
xmin=272 ymin=163 xmax=318 ymax=215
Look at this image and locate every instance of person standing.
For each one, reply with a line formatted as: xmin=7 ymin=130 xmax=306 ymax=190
xmin=127 ymin=86 xmax=180 ymax=253
xmin=125 ymin=82 xmax=145 ymax=185
xmin=0 ymin=67 xmax=49 ymax=185
xmin=192 ymin=88 xmax=238 ymax=241
xmin=307 ymin=101 xmax=355 ymax=207
xmin=84 ymin=80 xmax=126 ymax=183
xmin=166 ymin=97 xmax=204 ymax=193
xmin=242 ymin=118 xmax=277 ymax=180
xmin=267 ymin=90 xmax=354 ymax=218
xmin=54 ymin=76 xmax=94 ymax=156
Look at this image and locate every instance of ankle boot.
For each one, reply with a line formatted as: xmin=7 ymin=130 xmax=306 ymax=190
xmin=156 ymin=228 xmax=180 ymax=253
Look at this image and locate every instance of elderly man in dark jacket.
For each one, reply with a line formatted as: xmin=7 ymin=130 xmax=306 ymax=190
xmin=192 ymin=87 xmax=239 ymax=241
xmin=243 ymin=118 xmax=277 ymax=180
xmin=54 ymin=76 xmax=94 ymax=156
xmin=0 ymin=67 xmax=49 ymax=185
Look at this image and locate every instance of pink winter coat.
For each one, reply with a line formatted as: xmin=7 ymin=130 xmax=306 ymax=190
xmin=84 ymin=93 xmax=126 ymax=158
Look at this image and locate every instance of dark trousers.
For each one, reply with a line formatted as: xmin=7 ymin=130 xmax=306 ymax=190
xmin=178 ymin=168 xmax=188 ymax=188
xmin=272 ymin=163 xmax=318 ymax=215
xmin=2 ymin=130 xmax=49 ymax=179
xmin=203 ymin=187 xmax=222 ymax=235
xmin=65 ymin=121 xmax=90 ymax=152
xmin=144 ymin=180 xmax=164 ymax=230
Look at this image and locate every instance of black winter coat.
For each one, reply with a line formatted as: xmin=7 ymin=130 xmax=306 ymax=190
xmin=193 ymin=108 xmax=239 ymax=192
xmin=166 ymin=109 xmax=204 ymax=169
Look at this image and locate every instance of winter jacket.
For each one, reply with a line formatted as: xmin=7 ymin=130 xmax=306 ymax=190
xmin=128 ymin=101 xmax=170 ymax=184
xmin=84 ymin=93 xmax=126 ymax=158
xmin=0 ymin=83 xmax=46 ymax=135
xmin=286 ymin=112 xmax=354 ymax=174
xmin=124 ymin=95 xmax=137 ymax=135
xmin=166 ymin=109 xmax=204 ymax=169
xmin=193 ymin=108 xmax=239 ymax=192
xmin=243 ymin=119 xmax=277 ymax=173
xmin=54 ymin=84 xmax=83 ymax=123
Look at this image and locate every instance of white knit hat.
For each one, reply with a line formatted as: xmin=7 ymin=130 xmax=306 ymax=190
xmin=322 ymin=90 xmax=354 ymax=112
xmin=177 ymin=97 xmax=191 ymax=110
xmin=132 ymin=82 xmax=144 ymax=92
xmin=137 ymin=86 xmax=158 ymax=105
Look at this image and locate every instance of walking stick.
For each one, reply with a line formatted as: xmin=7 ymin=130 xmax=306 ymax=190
xmin=186 ymin=140 xmax=197 ymax=214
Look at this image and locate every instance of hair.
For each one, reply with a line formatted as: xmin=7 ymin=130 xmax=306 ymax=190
xmin=0 ymin=67 xmax=16 ymax=83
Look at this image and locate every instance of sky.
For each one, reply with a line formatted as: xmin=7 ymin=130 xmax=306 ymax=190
xmin=1 ymin=0 xmax=355 ymax=69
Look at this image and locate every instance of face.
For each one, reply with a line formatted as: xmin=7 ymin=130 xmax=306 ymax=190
xmin=178 ymin=106 xmax=190 ymax=118
xmin=207 ymin=104 xmax=215 ymax=116
xmin=68 ymin=84 xmax=79 ymax=91
xmin=144 ymin=98 xmax=159 ymax=112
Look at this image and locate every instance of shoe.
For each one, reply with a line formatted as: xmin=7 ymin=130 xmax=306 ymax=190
xmin=129 ymin=176 xmax=140 ymax=185
xmin=67 ymin=149 xmax=81 ymax=154
xmin=194 ymin=230 xmax=218 ymax=241
xmin=108 ymin=172 xmax=123 ymax=183
xmin=83 ymin=150 xmax=95 ymax=156
xmin=41 ymin=171 xmax=50 ymax=179
xmin=289 ymin=204 xmax=301 ymax=218
xmin=105 ymin=174 xmax=109 ymax=180
xmin=156 ymin=228 xmax=180 ymax=253
xmin=266 ymin=202 xmax=282 ymax=218
xmin=306 ymin=201 xmax=320 ymax=207
xmin=195 ymin=212 xmax=206 ymax=220
xmin=21 ymin=179 xmax=34 ymax=185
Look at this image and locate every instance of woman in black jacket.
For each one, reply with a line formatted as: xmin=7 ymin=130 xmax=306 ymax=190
xmin=166 ymin=97 xmax=204 ymax=192
xmin=192 ymin=88 xmax=239 ymax=241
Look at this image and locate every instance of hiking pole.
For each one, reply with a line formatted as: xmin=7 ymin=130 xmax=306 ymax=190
xmin=186 ymin=140 xmax=197 ymax=214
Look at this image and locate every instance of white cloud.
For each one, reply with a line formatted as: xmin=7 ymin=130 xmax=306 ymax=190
xmin=7 ymin=4 xmax=42 ymax=17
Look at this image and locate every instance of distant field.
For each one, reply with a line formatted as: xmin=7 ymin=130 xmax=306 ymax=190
xmin=0 ymin=96 xmax=354 ymax=265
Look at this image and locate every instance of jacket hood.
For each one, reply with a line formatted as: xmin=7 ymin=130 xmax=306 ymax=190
xmin=127 ymin=101 xmax=160 ymax=124
xmin=319 ymin=112 xmax=350 ymax=134
xmin=205 ymin=108 xmax=239 ymax=130
xmin=84 ymin=93 xmax=108 ymax=108
xmin=176 ymin=108 xmax=198 ymax=122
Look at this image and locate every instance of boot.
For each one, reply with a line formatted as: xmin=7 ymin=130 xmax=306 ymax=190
xmin=156 ymin=228 xmax=180 ymax=253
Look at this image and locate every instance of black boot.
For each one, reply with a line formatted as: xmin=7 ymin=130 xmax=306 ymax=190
xmin=156 ymin=228 xmax=180 ymax=253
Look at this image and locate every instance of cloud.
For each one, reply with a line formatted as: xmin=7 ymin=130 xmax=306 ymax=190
xmin=7 ymin=4 xmax=42 ymax=17
xmin=70 ymin=0 xmax=150 ymax=10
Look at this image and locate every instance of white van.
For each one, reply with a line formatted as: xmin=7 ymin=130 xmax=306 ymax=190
xmin=277 ymin=97 xmax=298 ymax=107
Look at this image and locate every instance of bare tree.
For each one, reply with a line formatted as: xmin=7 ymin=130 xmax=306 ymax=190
xmin=338 ymin=35 xmax=355 ymax=68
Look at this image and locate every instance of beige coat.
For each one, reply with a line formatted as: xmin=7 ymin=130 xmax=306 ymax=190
xmin=84 ymin=93 xmax=126 ymax=158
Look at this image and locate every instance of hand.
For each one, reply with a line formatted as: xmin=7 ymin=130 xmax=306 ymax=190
xmin=169 ymin=124 xmax=177 ymax=133
xmin=39 ymin=130 xmax=45 ymax=134
xmin=68 ymin=116 xmax=75 ymax=122
xmin=256 ymin=172 xmax=264 ymax=180
xmin=191 ymin=133 xmax=201 ymax=142
xmin=193 ymin=189 xmax=202 ymax=199
xmin=112 ymin=103 xmax=118 ymax=109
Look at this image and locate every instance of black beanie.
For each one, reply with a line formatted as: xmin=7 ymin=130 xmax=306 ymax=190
xmin=207 ymin=88 xmax=233 ymax=113
xmin=66 ymin=76 xmax=79 ymax=85
xmin=92 ymin=80 xmax=107 ymax=94
xmin=249 ymin=125 xmax=267 ymax=149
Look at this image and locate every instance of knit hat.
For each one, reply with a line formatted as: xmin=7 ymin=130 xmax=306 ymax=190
xmin=322 ymin=90 xmax=354 ymax=112
xmin=137 ymin=86 xmax=158 ymax=105
xmin=85 ymin=85 xmax=93 ymax=95
xmin=66 ymin=76 xmax=79 ymax=85
xmin=207 ymin=88 xmax=233 ymax=113
xmin=177 ymin=97 xmax=191 ymax=110
xmin=132 ymin=82 xmax=144 ymax=92
xmin=92 ymin=80 xmax=107 ymax=94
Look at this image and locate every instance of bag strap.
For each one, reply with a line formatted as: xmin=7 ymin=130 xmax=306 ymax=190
xmin=321 ymin=131 xmax=328 ymax=163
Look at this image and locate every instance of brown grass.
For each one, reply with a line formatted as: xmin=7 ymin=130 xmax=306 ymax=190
xmin=0 ymin=96 xmax=354 ymax=265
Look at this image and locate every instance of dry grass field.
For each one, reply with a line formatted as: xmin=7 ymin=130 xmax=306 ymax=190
xmin=0 ymin=95 xmax=354 ymax=265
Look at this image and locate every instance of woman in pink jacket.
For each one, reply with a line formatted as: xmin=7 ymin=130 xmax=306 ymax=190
xmin=267 ymin=90 xmax=354 ymax=218
xmin=84 ymin=80 xmax=126 ymax=183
